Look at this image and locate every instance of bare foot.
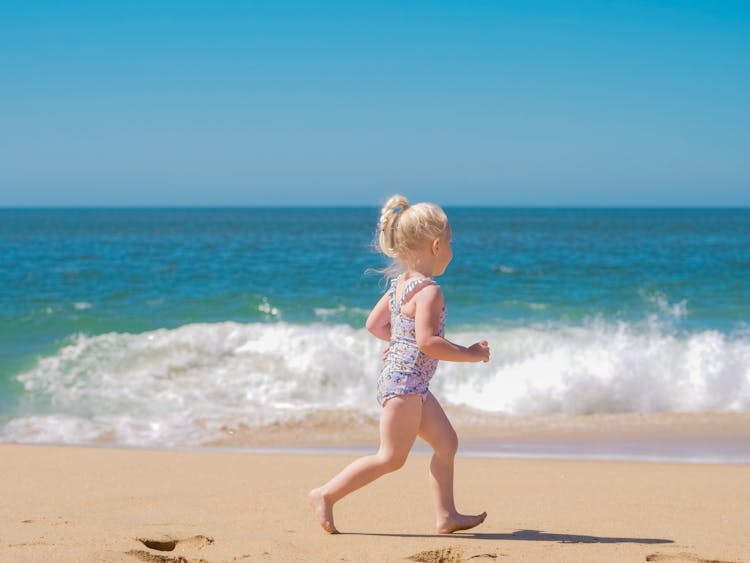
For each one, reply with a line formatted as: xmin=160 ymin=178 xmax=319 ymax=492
xmin=436 ymin=511 xmax=487 ymax=534
xmin=308 ymin=488 xmax=339 ymax=534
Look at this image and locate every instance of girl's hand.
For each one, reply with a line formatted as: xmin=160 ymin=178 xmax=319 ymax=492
xmin=468 ymin=340 xmax=490 ymax=362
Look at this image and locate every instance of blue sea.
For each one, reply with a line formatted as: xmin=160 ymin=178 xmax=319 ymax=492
xmin=1 ymin=207 xmax=749 ymax=449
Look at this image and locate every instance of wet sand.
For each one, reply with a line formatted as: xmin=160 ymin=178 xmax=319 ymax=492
xmin=207 ymin=410 xmax=750 ymax=463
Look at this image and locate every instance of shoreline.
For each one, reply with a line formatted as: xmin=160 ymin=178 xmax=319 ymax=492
xmin=4 ymin=411 xmax=749 ymax=465
xmin=4 ymin=440 xmax=747 ymax=466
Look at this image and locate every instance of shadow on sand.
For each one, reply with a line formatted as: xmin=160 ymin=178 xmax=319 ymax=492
xmin=343 ymin=529 xmax=674 ymax=545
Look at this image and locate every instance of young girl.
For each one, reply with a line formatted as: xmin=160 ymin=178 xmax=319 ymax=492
xmin=309 ymin=194 xmax=490 ymax=534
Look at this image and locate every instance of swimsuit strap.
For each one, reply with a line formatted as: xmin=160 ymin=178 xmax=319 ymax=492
xmin=388 ymin=277 xmax=398 ymax=311
xmin=396 ymin=277 xmax=435 ymax=310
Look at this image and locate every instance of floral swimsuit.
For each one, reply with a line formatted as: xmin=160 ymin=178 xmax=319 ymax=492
xmin=376 ymin=276 xmax=446 ymax=406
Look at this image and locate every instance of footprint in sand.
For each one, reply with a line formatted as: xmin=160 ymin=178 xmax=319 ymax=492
xmin=408 ymin=547 xmax=499 ymax=563
xmin=126 ymin=534 xmax=214 ymax=563
xmin=137 ymin=535 xmax=214 ymax=552
xmin=647 ymin=553 xmax=737 ymax=563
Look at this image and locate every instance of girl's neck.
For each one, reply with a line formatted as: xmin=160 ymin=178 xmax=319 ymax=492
xmin=404 ymin=259 xmax=435 ymax=279
xmin=404 ymin=271 xmax=432 ymax=280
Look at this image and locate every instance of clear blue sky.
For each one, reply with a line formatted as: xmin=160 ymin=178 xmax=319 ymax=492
xmin=1 ymin=1 xmax=748 ymax=206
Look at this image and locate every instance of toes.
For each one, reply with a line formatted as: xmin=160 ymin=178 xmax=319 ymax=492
xmin=324 ymin=522 xmax=340 ymax=534
xmin=309 ymin=490 xmax=338 ymax=534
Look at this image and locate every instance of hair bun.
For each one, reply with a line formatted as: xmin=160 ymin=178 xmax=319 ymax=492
xmin=378 ymin=194 xmax=409 ymax=258
xmin=381 ymin=195 xmax=409 ymax=220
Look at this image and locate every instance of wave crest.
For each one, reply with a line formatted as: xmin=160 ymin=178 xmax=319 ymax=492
xmin=3 ymin=320 xmax=749 ymax=447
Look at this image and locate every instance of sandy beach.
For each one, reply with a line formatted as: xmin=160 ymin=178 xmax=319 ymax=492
xmin=3 ymin=0 xmax=750 ymax=559
xmin=2 ymin=430 xmax=749 ymax=562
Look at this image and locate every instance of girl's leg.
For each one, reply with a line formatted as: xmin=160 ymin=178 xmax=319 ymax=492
xmin=309 ymin=394 xmax=423 ymax=533
xmin=418 ymin=392 xmax=486 ymax=534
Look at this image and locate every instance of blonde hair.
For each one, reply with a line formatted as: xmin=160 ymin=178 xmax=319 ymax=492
xmin=377 ymin=194 xmax=448 ymax=269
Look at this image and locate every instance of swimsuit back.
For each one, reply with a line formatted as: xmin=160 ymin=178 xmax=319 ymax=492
xmin=376 ymin=276 xmax=446 ymax=405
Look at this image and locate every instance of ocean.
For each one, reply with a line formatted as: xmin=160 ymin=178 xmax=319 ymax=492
xmin=1 ymin=207 xmax=749 ymax=449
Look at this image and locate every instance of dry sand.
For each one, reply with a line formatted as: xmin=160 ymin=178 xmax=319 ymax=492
xmin=2 ymin=440 xmax=749 ymax=562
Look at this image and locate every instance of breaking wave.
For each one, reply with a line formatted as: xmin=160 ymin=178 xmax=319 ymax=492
xmin=3 ymin=320 xmax=749 ymax=447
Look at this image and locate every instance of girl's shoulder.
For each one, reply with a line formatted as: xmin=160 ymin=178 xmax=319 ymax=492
xmin=413 ymin=280 xmax=443 ymax=299
xmin=392 ymin=275 xmax=439 ymax=302
xmin=406 ymin=278 xmax=443 ymax=307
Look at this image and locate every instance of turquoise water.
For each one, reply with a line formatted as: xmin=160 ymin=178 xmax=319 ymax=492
xmin=1 ymin=207 xmax=749 ymax=447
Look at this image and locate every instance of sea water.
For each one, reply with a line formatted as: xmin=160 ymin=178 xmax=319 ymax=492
xmin=1 ymin=207 xmax=749 ymax=448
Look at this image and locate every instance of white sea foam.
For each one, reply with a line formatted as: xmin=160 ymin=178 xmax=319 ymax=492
xmin=3 ymin=320 xmax=749 ymax=447
xmin=257 ymin=298 xmax=281 ymax=318
xmin=640 ymin=290 xmax=688 ymax=319
xmin=435 ymin=321 xmax=750 ymax=415
xmin=314 ymin=305 xmax=369 ymax=319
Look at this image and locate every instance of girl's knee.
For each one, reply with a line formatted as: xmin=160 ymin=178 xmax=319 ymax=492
xmin=435 ymin=430 xmax=458 ymax=458
xmin=378 ymin=450 xmax=409 ymax=472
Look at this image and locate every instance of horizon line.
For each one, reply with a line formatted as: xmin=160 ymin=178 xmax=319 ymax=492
xmin=2 ymin=204 xmax=750 ymax=210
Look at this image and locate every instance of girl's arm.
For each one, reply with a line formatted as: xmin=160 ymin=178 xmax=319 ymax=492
xmin=414 ymin=285 xmax=490 ymax=362
xmin=365 ymin=291 xmax=391 ymax=342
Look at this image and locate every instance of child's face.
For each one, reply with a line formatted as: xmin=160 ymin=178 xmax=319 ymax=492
xmin=434 ymin=224 xmax=453 ymax=276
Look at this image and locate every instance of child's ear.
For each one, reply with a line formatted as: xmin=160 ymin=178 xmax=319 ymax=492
xmin=432 ymin=238 xmax=440 ymax=256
